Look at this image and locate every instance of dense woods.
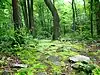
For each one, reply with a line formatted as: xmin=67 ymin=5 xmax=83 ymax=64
xmin=0 ymin=0 xmax=100 ymax=75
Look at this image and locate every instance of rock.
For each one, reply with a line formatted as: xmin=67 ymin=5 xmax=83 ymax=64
xmin=69 ymin=55 xmax=90 ymax=63
xmin=47 ymin=56 xmax=60 ymax=61
xmin=11 ymin=63 xmax=28 ymax=68
xmin=71 ymin=63 xmax=81 ymax=69
xmin=69 ymin=55 xmax=95 ymax=75
xmin=47 ymin=56 xmax=61 ymax=65
xmin=71 ymin=63 xmax=95 ymax=74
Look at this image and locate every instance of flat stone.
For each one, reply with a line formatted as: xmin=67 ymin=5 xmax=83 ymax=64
xmin=47 ymin=56 xmax=60 ymax=62
xmin=69 ymin=55 xmax=90 ymax=63
xmin=47 ymin=56 xmax=61 ymax=65
xmin=11 ymin=63 xmax=28 ymax=68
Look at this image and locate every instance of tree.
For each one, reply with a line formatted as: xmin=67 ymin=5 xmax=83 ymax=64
xmin=12 ymin=0 xmax=25 ymax=44
xmin=44 ymin=0 xmax=60 ymax=40
xmin=90 ymin=0 xmax=93 ymax=37
xmin=20 ymin=0 xmax=35 ymax=36
xmin=21 ymin=0 xmax=29 ymax=29
xmin=27 ymin=0 xmax=35 ymax=36
xmin=83 ymin=0 xmax=86 ymax=14
xmin=12 ymin=0 xmax=22 ymax=30
xmin=74 ymin=1 xmax=78 ymax=22
xmin=72 ymin=0 xmax=76 ymax=31
xmin=95 ymin=0 xmax=100 ymax=37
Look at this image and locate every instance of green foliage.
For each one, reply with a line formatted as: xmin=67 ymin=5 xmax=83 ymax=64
xmin=71 ymin=62 xmax=96 ymax=75
xmin=0 ymin=25 xmax=36 ymax=53
xmin=15 ymin=68 xmax=33 ymax=75
xmin=0 ymin=0 xmax=100 ymax=74
xmin=34 ymin=0 xmax=52 ymax=39
xmin=93 ymin=67 xmax=100 ymax=75
xmin=15 ymin=40 xmax=83 ymax=74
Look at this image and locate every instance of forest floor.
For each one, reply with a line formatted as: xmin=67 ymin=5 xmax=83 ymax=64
xmin=0 ymin=39 xmax=100 ymax=75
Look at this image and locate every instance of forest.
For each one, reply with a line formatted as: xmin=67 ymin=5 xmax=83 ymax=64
xmin=0 ymin=0 xmax=100 ymax=75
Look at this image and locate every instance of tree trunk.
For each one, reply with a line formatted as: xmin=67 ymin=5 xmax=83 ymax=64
xmin=74 ymin=1 xmax=78 ymax=23
xmin=95 ymin=0 xmax=100 ymax=37
xmin=72 ymin=0 xmax=76 ymax=31
xmin=21 ymin=0 xmax=29 ymax=29
xmin=12 ymin=0 xmax=24 ymax=44
xmin=27 ymin=0 xmax=35 ymax=36
xmin=83 ymin=0 xmax=86 ymax=14
xmin=44 ymin=0 xmax=60 ymax=40
xmin=90 ymin=0 xmax=93 ymax=37
xmin=12 ymin=0 xmax=21 ymax=30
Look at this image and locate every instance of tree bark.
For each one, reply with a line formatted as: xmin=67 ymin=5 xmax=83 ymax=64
xmin=74 ymin=1 xmax=78 ymax=23
xmin=83 ymin=0 xmax=86 ymax=14
xmin=90 ymin=0 xmax=93 ymax=37
xmin=21 ymin=0 xmax=29 ymax=29
xmin=44 ymin=0 xmax=60 ymax=40
xmin=12 ymin=0 xmax=24 ymax=44
xmin=94 ymin=0 xmax=100 ymax=37
xmin=72 ymin=0 xmax=76 ymax=31
xmin=27 ymin=0 xmax=35 ymax=36
xmin=12 ymin=0 xmax=21 ymax=30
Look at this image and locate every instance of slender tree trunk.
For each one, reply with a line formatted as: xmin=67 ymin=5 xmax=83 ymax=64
xmin=90 ymin=0 xmax=93 ymax=37
xmin=27 ymin=0 xmax=35 ymax=36
xmin=74 ymin=1 xmax=78 ymax=23
xmin=44 ymin=0 xmax=60 ymax=40
xmin=72 ymin=0 xmax=76 ymax=31
xmin=12 ymin=0 xmax=21 ymax=30
xmin=21 ymin=0 xmax=29 ymax=29
xmin=31 ymin=0 xmax=35 ymax=36
xmin=95 ymin=0 xmax=100 ymax=37
xmin=83 ymin=0 xmax=86 ymax=14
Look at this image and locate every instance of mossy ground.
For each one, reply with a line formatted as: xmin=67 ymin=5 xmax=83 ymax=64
xmin=0 ymin=40 xmax=100 ymax=75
